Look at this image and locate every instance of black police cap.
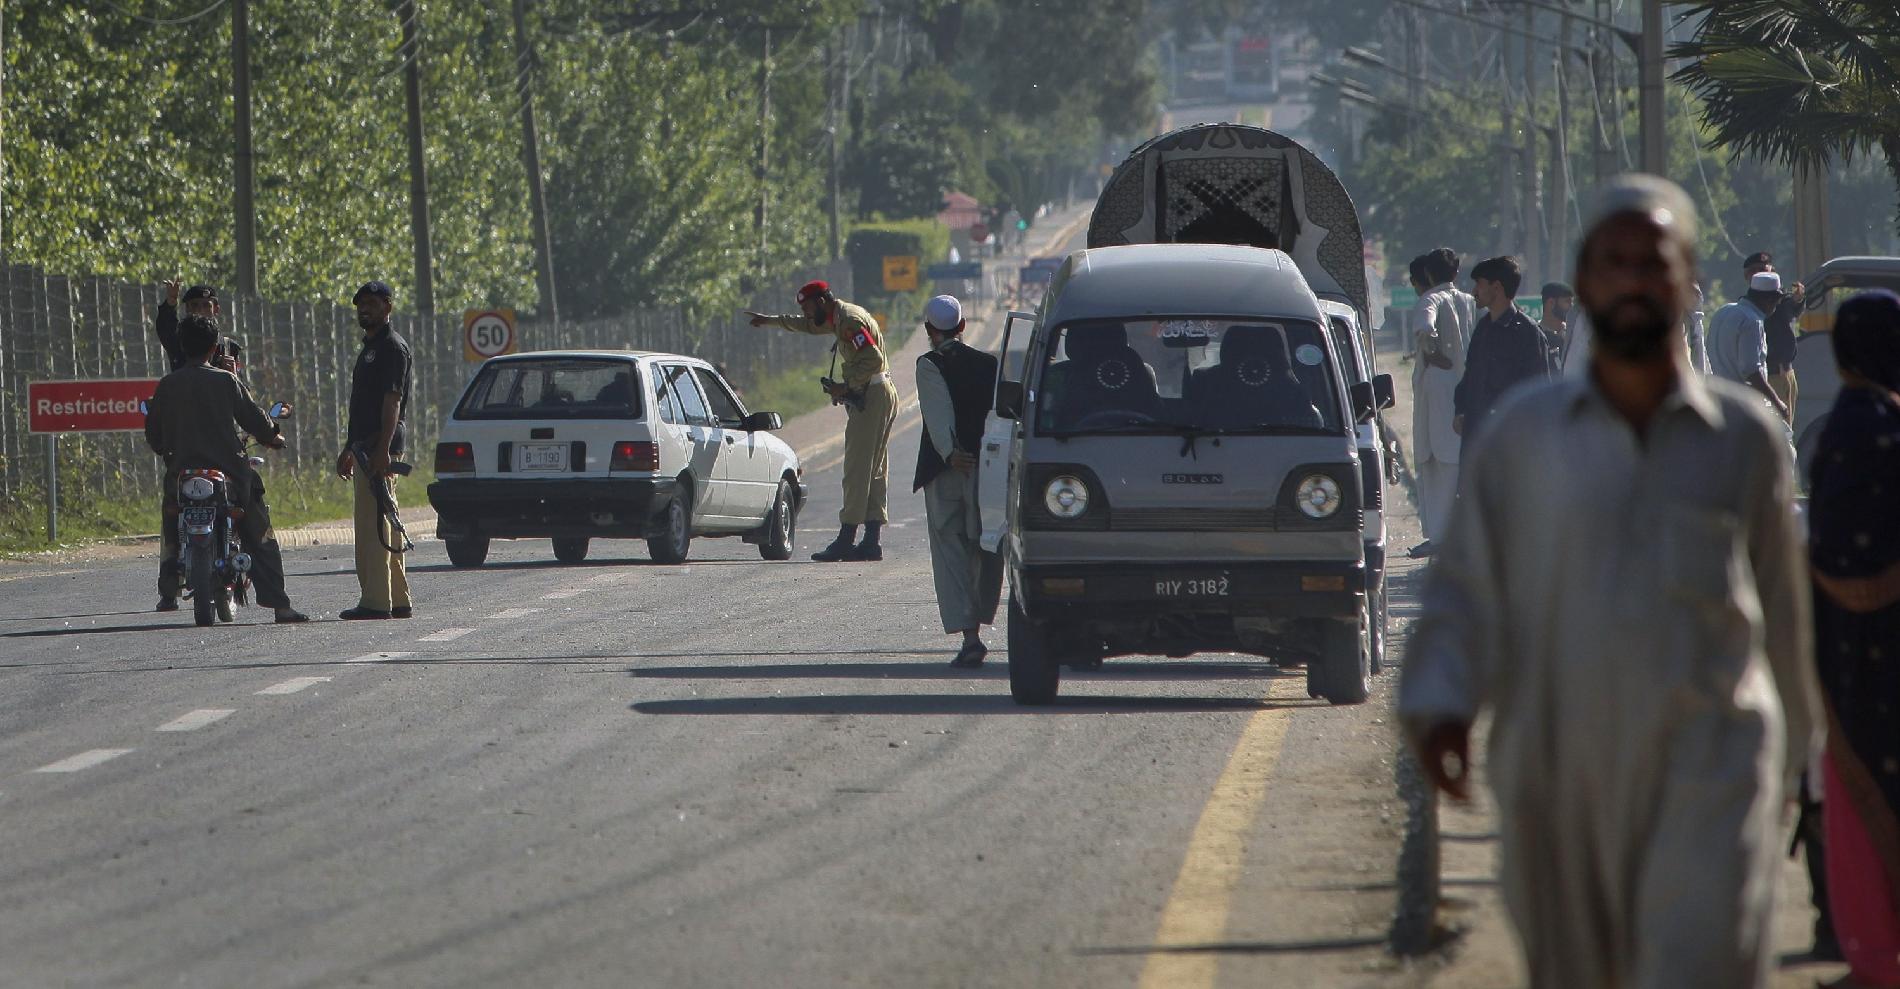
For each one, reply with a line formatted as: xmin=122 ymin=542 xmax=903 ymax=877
xmin=352 ymin=280 xmax=394 ymax=305
xmin=182 ymin=284 xmax=218 ymax=302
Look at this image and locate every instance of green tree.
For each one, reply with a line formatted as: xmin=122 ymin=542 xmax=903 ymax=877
xmin=1670 ymin=0 xmax=1900 ymax=230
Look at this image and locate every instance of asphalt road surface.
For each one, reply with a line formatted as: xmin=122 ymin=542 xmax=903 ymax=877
xmin=0 ymin=373 xmax=1426 ymax=989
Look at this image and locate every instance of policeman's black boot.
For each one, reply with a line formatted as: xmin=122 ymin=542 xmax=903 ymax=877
xmin=854 ymin=522 xmax=884 ymax=562
xmin=812 ymin=525 xmax=858 ymax=563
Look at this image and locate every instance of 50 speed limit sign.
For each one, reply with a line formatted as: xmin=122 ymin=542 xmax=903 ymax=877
xmin=463 ymin=309 xmax=518 ymax=362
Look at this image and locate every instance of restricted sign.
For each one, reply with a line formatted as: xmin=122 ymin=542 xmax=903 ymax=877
xmin=463 ymin=308 xmax=518 ymax=362
xmin=882 ymin=255 xmax=919 ymax=292
xmin=28 ymin=379 xmax=161 ymax=434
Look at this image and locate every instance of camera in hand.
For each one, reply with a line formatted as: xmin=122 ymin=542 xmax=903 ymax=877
xmin=820 ymin=376 xmax=865 ymax=412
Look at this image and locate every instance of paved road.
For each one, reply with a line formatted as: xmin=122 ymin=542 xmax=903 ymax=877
xmin=0 ymin=120 xmax=1837 ymax=989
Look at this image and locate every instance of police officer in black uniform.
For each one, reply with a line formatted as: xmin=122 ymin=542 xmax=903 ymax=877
xmin=337 ymin=281 xmax=416 ymax=620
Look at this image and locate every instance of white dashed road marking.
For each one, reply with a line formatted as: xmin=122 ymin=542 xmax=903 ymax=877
xmin=35 ymin=749 xmax=135 ymax=773
xmin=157 ymin=709 xmax=235 ymax=732
xmin=490 ymin=608 xmax=545 ymax=622
xmin=419 ymin=628 xmax=476 ymax=642
xmin=542 ymin=589 xmax=591 ymax=600
xmin=257 ymin=676 xmax=332 ymax=695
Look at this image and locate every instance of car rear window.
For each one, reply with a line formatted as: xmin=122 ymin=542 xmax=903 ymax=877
xmin=456 ymin=358 xmax=642 ymax=420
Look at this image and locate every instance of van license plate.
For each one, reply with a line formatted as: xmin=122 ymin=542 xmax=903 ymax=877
xmin=519 ymin=443 xmax=567 ymax=472
xmin=1155 ymin=576 xmax=1230 ymax=597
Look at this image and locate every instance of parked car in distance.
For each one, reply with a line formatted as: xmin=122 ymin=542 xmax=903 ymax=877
xmin=427 ymin=351 xmax=806 ymax=567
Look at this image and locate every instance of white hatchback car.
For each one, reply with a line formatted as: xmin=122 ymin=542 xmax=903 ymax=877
xmin=427 ymin=350 xmax=806 ymax=567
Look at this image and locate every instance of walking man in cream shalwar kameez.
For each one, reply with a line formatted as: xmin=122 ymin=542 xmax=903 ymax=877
xmin=1400 ymin=175 xmax=1822 ymax=988
xmin=1408 ymin=249 xmax=1474 ymax=558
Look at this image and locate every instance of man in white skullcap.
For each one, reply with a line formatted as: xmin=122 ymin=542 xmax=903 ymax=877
xmin=1400 ymin=174 xmax=1820 ymax=988
xmin=1708 ymin=268 xmax=1796 ymax=422
xmin=913 ymin=295 xmax=1004 ymax=667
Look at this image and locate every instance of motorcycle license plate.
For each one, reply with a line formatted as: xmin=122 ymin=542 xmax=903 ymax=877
xmin=518 ymin=443 xmax=567 ymax=472
xmin=183 ymin=507 xmax=217 ymax=533
xmin=1154 ymin=575 xmax=1231 ymax=598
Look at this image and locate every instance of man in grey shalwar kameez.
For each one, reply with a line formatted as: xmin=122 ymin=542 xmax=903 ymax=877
xmin=913 ymin=296 xmax=1004 ymax=668
xmin=1400 ymin=176 xmax=1821 ymax=988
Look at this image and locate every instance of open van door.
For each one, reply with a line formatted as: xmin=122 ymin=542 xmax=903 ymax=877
xmin=978 ymin=310 xmax=1036 ymax=552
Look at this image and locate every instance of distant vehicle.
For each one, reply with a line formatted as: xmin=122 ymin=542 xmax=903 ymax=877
xmin=979 ymin=245 xmax=1379 ymax=706
xmin=428 ymin=351 xmax=805 ymax=567
xmin=1789 ymin=256 xmax=1900 ymax=476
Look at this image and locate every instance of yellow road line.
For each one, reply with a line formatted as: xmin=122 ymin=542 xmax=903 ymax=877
xmin=1137 ymin=675 xmax=1306 ymax=988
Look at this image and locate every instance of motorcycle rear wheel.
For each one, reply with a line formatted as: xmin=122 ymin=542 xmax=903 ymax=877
xmin=189 ymin=551 xmax=215 ymax=628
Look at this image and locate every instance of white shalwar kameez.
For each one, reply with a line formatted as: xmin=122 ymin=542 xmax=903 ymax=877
xmin=1410 ymin=283 xmax=1473 ymax=540
xmin=1400 ymin=371 xmax=1821 ymax=989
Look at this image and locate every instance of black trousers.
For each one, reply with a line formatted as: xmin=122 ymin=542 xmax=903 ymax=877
xmin=161 ymin=471 xmax=290 ymax=610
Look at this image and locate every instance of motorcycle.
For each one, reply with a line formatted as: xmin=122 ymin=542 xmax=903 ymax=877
xmin=171 ymin=402 xmax=289 ymax=628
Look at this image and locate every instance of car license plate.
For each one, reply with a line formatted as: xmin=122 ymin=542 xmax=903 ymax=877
xmin=518 ymin=443 xmax=567 ymax=472
xmin=1154 ymin=576 xmax=1230 ymax=597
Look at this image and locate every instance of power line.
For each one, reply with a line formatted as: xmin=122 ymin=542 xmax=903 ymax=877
xmin=93 ymin=0 xmax=230 ymax=26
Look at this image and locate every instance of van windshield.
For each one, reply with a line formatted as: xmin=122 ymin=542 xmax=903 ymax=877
xmin=456 ymin=358 xmax=641 ymax=420
xmin=1035 ymin=318 xmax=1343 ymax=435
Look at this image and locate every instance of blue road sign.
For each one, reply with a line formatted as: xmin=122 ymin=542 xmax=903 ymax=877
xmin=926 ymin=262 xmax=984 ymax=281
xmin=1028 ymin=256 xmax=1066 ymax=271
xmin=1019 ymin=266 xmax=1056 ymax=285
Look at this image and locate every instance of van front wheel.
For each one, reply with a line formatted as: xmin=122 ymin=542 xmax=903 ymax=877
xmin=1007 ymin=592 xmax=1060 ymax=705
xmin=1309 ymin=612 xmax=1371 ymax=705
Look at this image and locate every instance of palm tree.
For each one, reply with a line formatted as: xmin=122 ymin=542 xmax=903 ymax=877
xmin=1669 ymin=0 xmax=1900 ymax=227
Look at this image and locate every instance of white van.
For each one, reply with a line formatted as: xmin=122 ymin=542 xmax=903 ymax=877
xmin=427 ymin=351 xmax=805 ymax=567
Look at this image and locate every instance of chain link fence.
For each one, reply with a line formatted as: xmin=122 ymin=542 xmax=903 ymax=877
xmin=0 ymin=261 xmax=852 ymax=524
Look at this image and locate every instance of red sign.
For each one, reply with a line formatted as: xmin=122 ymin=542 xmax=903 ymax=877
xmin=28 ymin=379 xmax=161 ymax=434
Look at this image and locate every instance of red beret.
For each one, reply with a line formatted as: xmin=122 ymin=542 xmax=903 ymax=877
xmin=797 ymin=280 xmax=830 ymax=303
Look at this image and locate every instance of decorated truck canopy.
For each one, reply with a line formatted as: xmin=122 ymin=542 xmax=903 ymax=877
xmin=1088 ymin=123 xmax=1369 ymax=322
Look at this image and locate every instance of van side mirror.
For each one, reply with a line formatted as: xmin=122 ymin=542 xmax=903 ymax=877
xmin=1372 ymin=373 xmax=1396 ymax=411
xmin=740 ymin=411 xmax=782 ymax=432
xmin=994 ymin=380 xmax=1024 ymax=420
xmin=1350 ymin=381 xmax=1377 ymax=423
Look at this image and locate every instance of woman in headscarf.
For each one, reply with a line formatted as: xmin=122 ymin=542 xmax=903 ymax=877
xmin=1809 ymin=290 xmax=1900 ymax=989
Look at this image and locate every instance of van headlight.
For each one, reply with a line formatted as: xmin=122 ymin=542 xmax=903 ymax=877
xmin=1296 ymin=474 xmax=1342 ymax=518
xmin=182 ymin=476 xmax=215 ymax=501
xmin=1044 ymin=475 xmax=1091 ymax=519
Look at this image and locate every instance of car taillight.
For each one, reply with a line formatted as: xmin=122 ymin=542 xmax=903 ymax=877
xmin=435 ymin=441 xmax=475 ymax=474
xmin=611 ymin=440 xmax=659 ymax=472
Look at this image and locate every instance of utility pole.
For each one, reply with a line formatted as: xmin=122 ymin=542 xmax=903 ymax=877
xmin=1591 ymin=0 xmax=1614 ymax=184
xmin=232 ymin=0 xmax=257 ymax=297
xmin=756 ymin=29 xmax=771 ymax=281
xmin=512 ymin=0 xmax=558 ymax=323
xmin=1638 ymin=0 xmax=1665 ymax=175
xmin=1522 ymin=0 xmax=1543 ymax=284
xmin=1551 ymin=19 xmax=1572 ymax=263
xmin=1793 ymin=163 xmax=1831 ymax=279
xmin=826 ymin=32 xmax=842 ymax=261
xmin=397 ymin=0 xmax=434 ymax=315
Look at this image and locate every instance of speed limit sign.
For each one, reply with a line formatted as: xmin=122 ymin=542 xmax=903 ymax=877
xmin=463 ymin=309 xmax=518 ymax=362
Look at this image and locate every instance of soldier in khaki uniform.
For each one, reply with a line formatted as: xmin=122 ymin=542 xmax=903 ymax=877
xmin=748 ymin=280 xmax=899 ymax=561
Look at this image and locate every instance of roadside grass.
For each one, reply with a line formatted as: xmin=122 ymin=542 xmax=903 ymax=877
xmin=0 ymin=464 xmax=437 ymax=558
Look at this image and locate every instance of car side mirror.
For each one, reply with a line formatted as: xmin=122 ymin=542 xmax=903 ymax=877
xmin=741 ymin=411 xmax=782 ymax=432
xmin=1350 ymin=381 xmax=1377 ymax=423
xmin=1372 ymin=373 xmax=1396 ymax=411
xmin=994 ymin=380 xmax=1023 ymax=420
